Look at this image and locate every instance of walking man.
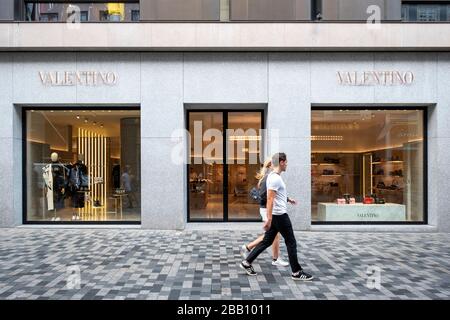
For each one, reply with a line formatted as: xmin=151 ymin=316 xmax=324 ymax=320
xmin=240 ymin=152 xmax=314 ymax=281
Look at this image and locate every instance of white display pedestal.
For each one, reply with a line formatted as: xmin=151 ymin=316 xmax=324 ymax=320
xmin=318 ymin=203 xmax=406 ymax=221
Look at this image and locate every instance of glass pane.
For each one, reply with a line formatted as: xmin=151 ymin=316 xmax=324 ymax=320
xmin=141 ymin=0 xmax=220 ymax=21
xmin=311 ymin=109 xmax=424 ymax=222
xmin=24 ymin=2 xmax=140 ymax=22
xmin=26 ymin=109 xmax=141 ymax=222
xmin=227 ymin=112 xmax=262 ymax=221
xmin=189 ymin=112 xmax=224 ymax=220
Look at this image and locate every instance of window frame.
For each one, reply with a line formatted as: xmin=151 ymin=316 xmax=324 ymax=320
xmin=186 ymin=109 xmax=265 ymax=223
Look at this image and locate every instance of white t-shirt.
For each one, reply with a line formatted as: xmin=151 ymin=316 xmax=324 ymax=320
xmin=266 ymin=171 xmax=287 ymax=215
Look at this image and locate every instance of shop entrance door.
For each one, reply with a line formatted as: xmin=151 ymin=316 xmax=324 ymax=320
xmin=187 ymin=111 xmax=263 ymax=222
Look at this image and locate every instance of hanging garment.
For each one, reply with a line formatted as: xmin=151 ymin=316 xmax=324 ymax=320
xmin=68 ymin=162 xmax=89 ymax=208
xmin=42 ymin=164 xmax=54 ymax=211
xmin=52 ymin=163 xmax=67 ymax=209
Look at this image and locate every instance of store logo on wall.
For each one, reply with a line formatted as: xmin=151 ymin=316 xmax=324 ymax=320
xmin=337 ymin=71 xmax=414 ymax=86
xmin=38 ymin=71 xmax=118 ymax=86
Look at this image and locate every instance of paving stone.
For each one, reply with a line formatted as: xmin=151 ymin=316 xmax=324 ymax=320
xmin=0 ymin=229 xmax=448 ymax=299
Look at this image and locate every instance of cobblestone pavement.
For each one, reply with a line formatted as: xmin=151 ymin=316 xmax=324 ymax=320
xmin=0 ymin=228 xmax=449 ymax=300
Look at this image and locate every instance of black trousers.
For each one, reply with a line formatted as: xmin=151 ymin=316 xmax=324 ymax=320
xmin=246 ymin=213 xmax=302 ymax=273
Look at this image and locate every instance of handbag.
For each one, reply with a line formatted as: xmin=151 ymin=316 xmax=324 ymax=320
xmin=363 ymin=196 xmax=375 ymax=204
xmin=249 ymin=187 xmax=260 ymax=202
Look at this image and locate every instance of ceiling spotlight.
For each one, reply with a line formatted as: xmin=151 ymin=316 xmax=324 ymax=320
xmin=93 ymin=121 xmax=97 ymax=126
xmin=84 ymin=118 xmax=88 ymax=123
xmin=76 ymin=115 xmax=80 ymax=119
xmin=100 ymin=124 xmax=104 ymax=128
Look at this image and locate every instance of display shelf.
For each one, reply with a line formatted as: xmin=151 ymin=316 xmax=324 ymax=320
xmin=320 ymin=174 xmax=343 ymax=177
xmin=372 ymin=161 xmax=403 ymax=165
xmin=372 ymin=175 xmax=403 ymax=177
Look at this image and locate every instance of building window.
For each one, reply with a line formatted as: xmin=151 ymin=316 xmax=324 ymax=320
xmin=80 ymin=11 xmax=89 ymax=22
xmin=24 ymin=109 xmax=141 ymax=223
xmin=311 ymin=109 xmax=426 ymax=223
xmin=417 ymin=5 xmax=440 ymax=21
xmin=39 ymin=13 xmax=58 ymax=22
xmin=131 ymin=10 xmax=140 ymax=21
xmin=99 ymin=10 xmax=109 ymax=21
xmin=402 ymin=3 xmax=450 ymax=21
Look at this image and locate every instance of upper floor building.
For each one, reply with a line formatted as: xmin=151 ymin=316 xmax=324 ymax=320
xmin=1 ymin=0 xmax=450 ymax=22
xmin=1 ymin=0 xmax=450 ymax=51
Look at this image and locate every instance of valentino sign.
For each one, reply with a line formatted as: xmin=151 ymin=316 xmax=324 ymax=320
xmin=337 ymin=71 xmax=414 ymax=86
xmin=39 ymin=71 xmax=118 ymax=86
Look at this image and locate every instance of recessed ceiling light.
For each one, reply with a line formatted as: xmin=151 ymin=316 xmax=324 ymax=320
xmin=76 ymin=115 xmax=80 ymax=119
xmin=84 ymin=118 xmax=88 ymax=123
xmin=93 ymin=121 xmax=97 ymax=126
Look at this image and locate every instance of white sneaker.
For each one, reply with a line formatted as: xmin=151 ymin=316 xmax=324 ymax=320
xmin=240 ymin=244 xmax=250 ymax=259
xmin=272 ymin=258 xmax=289 ymax=267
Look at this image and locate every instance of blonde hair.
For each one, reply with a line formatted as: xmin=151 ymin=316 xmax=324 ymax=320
xmin=256 ymin=158 xmax=272 ymax=187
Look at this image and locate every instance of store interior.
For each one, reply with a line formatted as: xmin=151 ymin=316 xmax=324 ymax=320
xmin=311 ymin=109 xmax=424 ymax=222
xmin=25 ymin=109 xmax=141 ymax=222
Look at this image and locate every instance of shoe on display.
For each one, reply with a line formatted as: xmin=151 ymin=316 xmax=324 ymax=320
xmin=272 ymin=258 xmax=289 ymax=267
xmin=291 ymin=270 xmax=314 ymax=281
xmin=240 ymin=244 xmax=250 ymax=259
xmin=240 ymin=261 xmax=257 ymax=276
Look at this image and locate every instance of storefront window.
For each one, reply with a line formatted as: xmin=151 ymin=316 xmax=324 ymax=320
xmin=188 ymin=111 xmax=263 ymax=222
xmin=25 ymin=109 xmax=141 ymax=223
xmin=311 ymin=109 xmax=425 ymax=223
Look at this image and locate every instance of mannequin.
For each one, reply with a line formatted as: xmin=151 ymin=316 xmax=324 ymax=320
xmin=68 ymin=154 xmax=89 ymax=220
xmin=42 ymin=152 xmax=68 ymax=221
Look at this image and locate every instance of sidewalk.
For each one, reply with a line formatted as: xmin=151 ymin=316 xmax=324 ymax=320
xmin=0 ymin=228 xmax=449 ymax=300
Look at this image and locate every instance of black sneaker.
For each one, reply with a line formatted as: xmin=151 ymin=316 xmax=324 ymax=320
xmin=292 ymin=270 xmax=314 ymax=281
xmin=240 ymin=261 xmax=257 ymax=276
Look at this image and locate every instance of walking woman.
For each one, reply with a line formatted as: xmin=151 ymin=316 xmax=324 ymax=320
xmin=240 ymin=158 xmax=289 ymax=267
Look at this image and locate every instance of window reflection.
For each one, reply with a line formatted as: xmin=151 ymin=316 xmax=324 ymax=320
xmin=311 ymin=109 xmax=425 ymax=223
xmin=24 ymin=2 xmax=140 ymax=22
